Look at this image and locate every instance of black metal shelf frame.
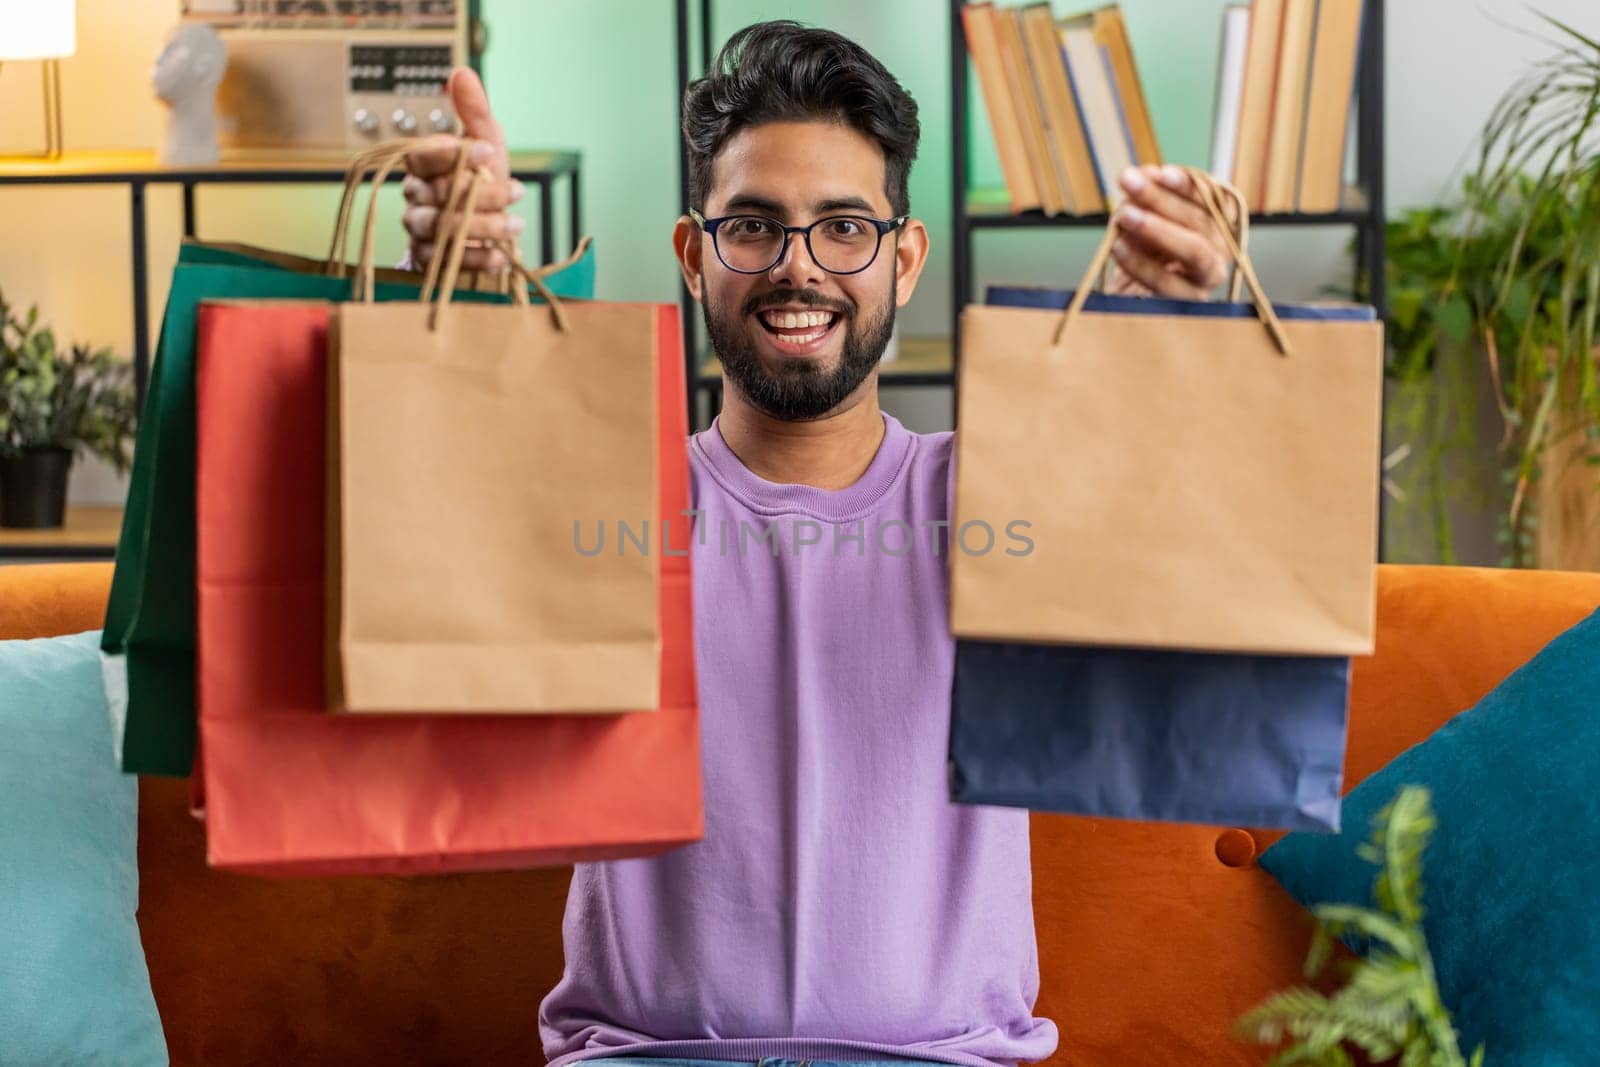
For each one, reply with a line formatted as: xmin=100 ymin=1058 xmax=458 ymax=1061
xmin=0 ymin=542 xmax=114 ymax=562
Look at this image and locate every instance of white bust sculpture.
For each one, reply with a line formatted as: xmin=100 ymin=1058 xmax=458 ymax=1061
xmin=153 ymin=23 xmax=228 ymax=166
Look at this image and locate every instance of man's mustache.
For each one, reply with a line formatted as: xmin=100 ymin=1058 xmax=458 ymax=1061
xmin=744 ymin=293 xmax=854 ymax=318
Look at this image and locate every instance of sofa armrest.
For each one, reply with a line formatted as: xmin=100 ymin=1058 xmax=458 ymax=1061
xmin=0 ymin=562 xmax=115 ymax=641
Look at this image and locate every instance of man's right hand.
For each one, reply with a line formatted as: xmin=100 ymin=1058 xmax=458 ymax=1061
xmin=402 ymin=67 xmax=523 ymax=273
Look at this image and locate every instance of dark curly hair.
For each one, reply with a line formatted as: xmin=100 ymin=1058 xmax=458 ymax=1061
xmin=681 ymin=20 xmax=921 ymax=218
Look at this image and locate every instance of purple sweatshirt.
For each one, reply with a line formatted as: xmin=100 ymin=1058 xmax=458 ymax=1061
xmin=539 ymin=413 xmax=1057 ymax=1066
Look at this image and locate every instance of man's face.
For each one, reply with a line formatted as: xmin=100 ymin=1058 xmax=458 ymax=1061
xmin=678 ymin=119 xmax=926 ymax=421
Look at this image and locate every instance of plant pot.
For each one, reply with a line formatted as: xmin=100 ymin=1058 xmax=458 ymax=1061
xmin=1534 ymin=347 xmax=1600 ymax=573
xmin=0 ymin=448 xmax=73 ymax=529
xmin=1380 ymin=340 xmax=1508 ymax=567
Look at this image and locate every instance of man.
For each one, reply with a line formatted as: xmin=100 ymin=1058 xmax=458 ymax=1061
xmin=402 ymin=21 xmax=1234 ymax=1067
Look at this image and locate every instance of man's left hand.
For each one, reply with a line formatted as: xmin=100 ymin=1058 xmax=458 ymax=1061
xmin=1105 ymin=164 xmax=1235 ymax=301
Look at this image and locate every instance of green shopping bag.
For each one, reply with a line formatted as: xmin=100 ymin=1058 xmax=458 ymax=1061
xmin=103 ymin=233 xmax=596 ymax=776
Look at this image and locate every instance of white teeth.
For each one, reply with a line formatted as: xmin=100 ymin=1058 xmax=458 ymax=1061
xmin=762 ymin=310 xmax=835 ymax=330
xmin=774 ymin=328 xmax=826 ymax=344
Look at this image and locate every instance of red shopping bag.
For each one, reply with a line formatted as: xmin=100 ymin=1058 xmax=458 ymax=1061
xmin=193 ymin=298 xmax=700 ymax=876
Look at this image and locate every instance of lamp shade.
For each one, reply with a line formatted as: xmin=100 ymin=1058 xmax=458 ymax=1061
xmin=0 ymin=0 xmax=76 ymax=61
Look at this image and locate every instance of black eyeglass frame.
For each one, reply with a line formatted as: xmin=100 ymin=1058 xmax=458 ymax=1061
xmin=689 ymin=208 xmax=912 ymax=276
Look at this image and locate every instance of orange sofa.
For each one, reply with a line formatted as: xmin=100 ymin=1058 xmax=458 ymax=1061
xmin=5 ymin=561 xmax=1598 ymax=1066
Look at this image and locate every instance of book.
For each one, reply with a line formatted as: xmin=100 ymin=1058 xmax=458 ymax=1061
xmin=1059 ymin=13 xmax=1135 ymax=208
xmin=1017 ymin=4 xmax=1075 ymax=214
xmin=1263 ymin=0 xmax=1316 ymax=212
xmin=961 ymin=2 xmax=1041 ymax=213
xmin=1092 ymin=6 xmax=1162 ymax=166
xmin=1020 ymin=1 xmax=1104 ymax=213
xmin=1297 ymin=0 xmax=1364 ymax=213
xmin=997 ymin=6 xmax=1066 ymax=214
xmin=1210 ymin=4 xmax=1251 ymax=180
xmin=1231 ymin=0 xmax=1286 ymax=210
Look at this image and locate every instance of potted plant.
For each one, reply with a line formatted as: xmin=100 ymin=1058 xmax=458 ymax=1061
xmin=1460 ymin=13 xmax=1599 ymax=570
xmin=1367 ymin=13 xmax=1598 ymax=569
xmin=1375 ymin=196 xmax=1500 ymax=566
xmin=0 ymin=291 xmax=137 ymax=529
xmin=1236 ymin=786 xmax=1483 ymax=1066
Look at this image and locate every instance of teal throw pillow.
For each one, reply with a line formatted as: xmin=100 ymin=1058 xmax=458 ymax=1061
xmin=0 ymin=630 xmax=168 ymax=1065
xmin=1261 ymin=606 xmax=1600 ymax=1065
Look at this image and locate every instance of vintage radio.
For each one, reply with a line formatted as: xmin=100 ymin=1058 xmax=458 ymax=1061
xmin=181 ymin=0 xmax=481 ymax=158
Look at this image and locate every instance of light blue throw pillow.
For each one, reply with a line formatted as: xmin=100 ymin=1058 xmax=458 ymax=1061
xmin=0 ymin=629 xmax=168 ymax=1066
xmin=1261 ymin=606 xmax=1600 ymax=1065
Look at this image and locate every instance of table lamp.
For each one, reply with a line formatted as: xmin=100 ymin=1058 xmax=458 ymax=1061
xmin=0 ymin=0 xmax=76 ymax=160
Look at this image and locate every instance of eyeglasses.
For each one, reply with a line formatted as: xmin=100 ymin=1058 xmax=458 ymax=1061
xmin=690 ymin=209 xmax=910 ymax=276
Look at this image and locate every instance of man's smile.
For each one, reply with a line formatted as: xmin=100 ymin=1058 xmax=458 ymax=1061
xmin=752 ymin=308 xmax=844 ymax=358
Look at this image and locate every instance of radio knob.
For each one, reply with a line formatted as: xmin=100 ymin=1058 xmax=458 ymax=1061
xmin=353 ymin=108 xmax=379 ymax=136
xmin=392 ymin=109 xmax=419 ymax=135
xmin=428 ymin=108 xmax=454 ymax=134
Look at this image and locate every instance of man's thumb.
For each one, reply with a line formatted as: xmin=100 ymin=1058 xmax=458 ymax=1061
xmin=448 ymin=68 xmax=508 ymax=170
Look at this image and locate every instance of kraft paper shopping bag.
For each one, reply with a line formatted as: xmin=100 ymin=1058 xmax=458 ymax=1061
xmin=327 ymin=161 xmax=659 ymax=714
xmin=949 ymin=166 xmax=1384 ymax=658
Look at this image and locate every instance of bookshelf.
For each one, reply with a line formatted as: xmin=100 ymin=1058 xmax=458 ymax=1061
xmin=949 ymin=0 xmax=1388 ymax=375
xmin=0 ymin=507 xmax=121 ymax=560
xmin=675 ymin=0 xmax=1387 ymax=437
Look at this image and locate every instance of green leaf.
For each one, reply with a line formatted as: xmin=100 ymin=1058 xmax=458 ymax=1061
xmin=1391 ymin=287 xmax=1427 ymax=332
xmin=1400 ymin=1043 xmax=1432 ymax=1067
xmin=1305 ymin=923 xmax=1336 ymax=980
xmin=1436 ymin=294 xmax=1474 ymax=344
xmin=1504 ymin=276 xmax=1535 ymax=330
xmin=1344 ymin=952 xmax=1423 ymax=1001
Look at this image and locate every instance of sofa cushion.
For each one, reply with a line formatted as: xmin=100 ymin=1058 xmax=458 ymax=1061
xmin=1261 ymin=604 xmax=1600 ymax=1064
xmin=0 ymin=628 xmax=167 ymax=1065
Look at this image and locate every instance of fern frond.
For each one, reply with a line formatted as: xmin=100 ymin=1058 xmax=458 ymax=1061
xmin=1326 ymin=982 xmax=1411 ymax=1059
xmin=1344 ymin=951 xmax=1425 ymax=1002
xmin=1304 ymin=922 xmax=1335 ymax=980
xmin=1265 ymin=1043 xmax=1355 ymax=1067
xmin=1311 ymin=904 xmax=1418 ymax=955
xmin=1238 ymin=785 xmax=1478 ymax=1067
xmin=1374 ymin=786 xmax=1435 ymax=925
xmin=1400 ymin=1040 xmax=1432 ymax=1067
xmin=1237 ymin=987 xmax=1334 ymax=1044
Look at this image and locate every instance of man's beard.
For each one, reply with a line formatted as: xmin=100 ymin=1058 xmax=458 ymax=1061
xmin=704 ymin=280 xmax=896 ymax=422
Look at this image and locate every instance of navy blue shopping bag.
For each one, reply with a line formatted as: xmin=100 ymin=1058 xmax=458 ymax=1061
xmin=947 ymin=286 xmax=1378 ymax=832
